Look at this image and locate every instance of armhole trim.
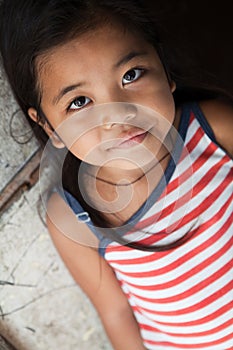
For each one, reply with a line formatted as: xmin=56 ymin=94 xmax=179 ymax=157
xmin=191 ymin=103 xmax=217 ymax=143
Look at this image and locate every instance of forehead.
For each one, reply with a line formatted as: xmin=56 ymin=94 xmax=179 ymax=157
xmin=36 ymin=22 xmax=156 ymax=75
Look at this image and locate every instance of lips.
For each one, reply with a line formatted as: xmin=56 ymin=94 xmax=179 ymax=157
xmin=113 ymin=129 xmax=148 ymax=149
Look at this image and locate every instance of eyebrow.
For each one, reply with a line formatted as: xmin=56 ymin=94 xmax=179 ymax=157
xmin=53 ymin=83 xmax=84 ymax=105
xmin=53 ymin=51 xmax=148 ymax=105
xmin=115 ymin=50 xmax=148 ymax=68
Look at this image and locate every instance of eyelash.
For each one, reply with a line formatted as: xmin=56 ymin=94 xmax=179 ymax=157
xmin=66 ymin=67 xmax=146 ymax=112
xmin=122 ymin=67 xmax=145 ymax=84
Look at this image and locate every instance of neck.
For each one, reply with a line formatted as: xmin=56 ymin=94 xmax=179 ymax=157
xmin=83 ymin=147 xmax=171 ymax=226
xmin=88 ymin=144 xmax=170 ymax=187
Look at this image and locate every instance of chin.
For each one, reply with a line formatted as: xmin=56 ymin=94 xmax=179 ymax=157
xmin=105 ymin=159 xmax=140 ymax=170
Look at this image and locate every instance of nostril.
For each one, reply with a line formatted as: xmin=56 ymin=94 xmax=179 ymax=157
xmin=125 ymin=113 xmax=136 ymax=122
xmin=124 ymin=104 xmax=137 ymax=123
xmin=101 ymin=103 xmax=137 ymax=128
xmin=102 ymin=116 xmax=117 ymax=129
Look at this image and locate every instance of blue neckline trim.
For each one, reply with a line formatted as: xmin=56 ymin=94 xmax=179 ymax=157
xmin=104 ymin=102 xmax=191 ymax=229
xmin=63 ymin=102 xmax=194 ymax=256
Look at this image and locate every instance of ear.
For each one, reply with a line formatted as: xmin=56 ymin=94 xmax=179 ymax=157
xmin=170 ymin=80 xmax=176 ymax=93
xmin=28 ymin=107 xmax=65 ymax=149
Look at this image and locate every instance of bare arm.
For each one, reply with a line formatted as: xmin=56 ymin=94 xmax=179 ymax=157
xmin=46 ymin=193 xmax=146 ymax=350
xmin=200 ymin=98 xmax=233 ymax=157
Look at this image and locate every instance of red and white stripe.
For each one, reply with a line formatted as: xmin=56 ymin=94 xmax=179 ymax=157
xmin=104 ymin=110 xmax=233 ymax=349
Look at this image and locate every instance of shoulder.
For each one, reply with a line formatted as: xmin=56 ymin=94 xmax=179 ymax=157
xmin=45 ymin=193 xmax=112 ymax=298
xmin=199 ymin=98 xmax=233 ymax=157
xmin=46 ymin=192 xmax=130 ymax=314
xmin=46 ymin=191 xmax=99 ymax=250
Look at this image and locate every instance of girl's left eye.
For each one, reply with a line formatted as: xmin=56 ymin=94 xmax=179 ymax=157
xmin=122 ymin=68 xmax=144 ymax=85
xmin=68 ymin=96 xmax=91 ymax=111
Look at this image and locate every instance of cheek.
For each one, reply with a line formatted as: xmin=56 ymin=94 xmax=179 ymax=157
xmin=159 ymin=88 xmax=175 ymax=121
xmin=69 ymin=130 xmax=100 ymax=161
xmin=143 ymin=83 xmax=175 ymax=124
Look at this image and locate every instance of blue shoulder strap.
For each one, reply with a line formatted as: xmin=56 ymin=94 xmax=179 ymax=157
xmin=63 ymin=190 xmax=110 ymax=256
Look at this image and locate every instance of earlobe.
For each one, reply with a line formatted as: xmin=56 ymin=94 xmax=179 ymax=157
xmin=49 ymin=132 xmax=66 ymax=149
xmin=27 ymin=107 xmax=65 ymax=149
xmin=28 ymin=107 xmax=39 ymax=124
xmin=170 ymin=80 xmax=176 ymax=93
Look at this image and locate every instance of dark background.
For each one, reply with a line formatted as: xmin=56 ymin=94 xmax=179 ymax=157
xmin=145 ymin=1 xmax=233 ymax=96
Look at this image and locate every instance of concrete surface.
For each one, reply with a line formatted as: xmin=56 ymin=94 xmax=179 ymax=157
xmin=0 ymin=64 xmax=112 ymax=350
xmin=0 ymin=335 xmax=16 ymax=350
xmin=0 ymin=170 xmax=112 ymax=350
xmin=0 ymin=65 xmax=39 ymax=193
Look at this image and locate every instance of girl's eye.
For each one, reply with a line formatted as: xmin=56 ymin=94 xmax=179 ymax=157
xmin=69 ymin=96 xmax=91 ymax=110
xmin=122 ymin=68 xmax=144 ymax=85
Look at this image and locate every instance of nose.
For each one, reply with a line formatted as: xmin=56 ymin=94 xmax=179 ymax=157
xmin=101 ymin=103 xmax=137 ymax=130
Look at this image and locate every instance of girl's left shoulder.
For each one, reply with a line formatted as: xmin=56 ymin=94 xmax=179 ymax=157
xmin=199 ymin=98 xmax=233 ymax=157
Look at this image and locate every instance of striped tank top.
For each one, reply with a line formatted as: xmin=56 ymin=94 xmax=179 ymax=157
xmin=64 ymin=102 xmax=233 ymax=349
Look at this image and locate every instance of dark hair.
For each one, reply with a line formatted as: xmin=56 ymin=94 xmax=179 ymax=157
xmin=0 ymin=0 xmax=231 ymax=250
xmin=0 ymin=0 xmax=164 ymax=137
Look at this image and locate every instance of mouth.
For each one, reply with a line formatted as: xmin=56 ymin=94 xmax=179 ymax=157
xmin=111 ymin=129 xmax=149 ymax=149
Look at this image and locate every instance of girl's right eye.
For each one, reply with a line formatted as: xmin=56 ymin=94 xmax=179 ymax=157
xmin=68 ymin=96 xmax=91 ymax=111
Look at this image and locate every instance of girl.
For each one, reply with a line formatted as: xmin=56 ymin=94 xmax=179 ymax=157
xmin=0 ymin=1 xmax=232 ymax=349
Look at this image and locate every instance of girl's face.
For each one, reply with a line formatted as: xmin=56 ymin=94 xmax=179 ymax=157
xmin=31 ymin=22 xmax=176 ymax=170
